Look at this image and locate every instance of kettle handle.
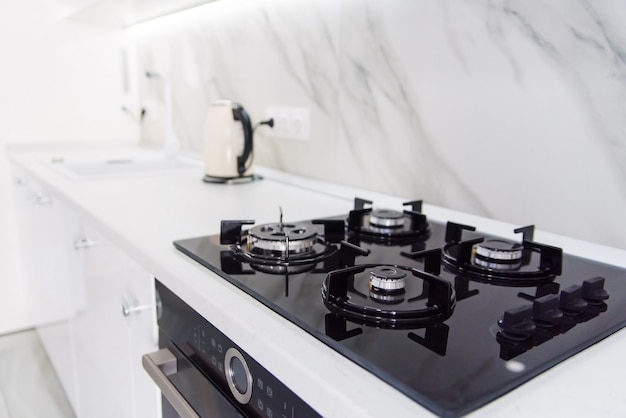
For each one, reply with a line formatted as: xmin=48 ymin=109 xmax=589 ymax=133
xmin=233 ymin=105 xmax=253 ymax=176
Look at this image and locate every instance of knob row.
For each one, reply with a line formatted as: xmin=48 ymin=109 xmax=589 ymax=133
xmin=498 ymin=276 xmax=609 ymax=341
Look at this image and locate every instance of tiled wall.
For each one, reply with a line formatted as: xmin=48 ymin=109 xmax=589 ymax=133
xmin=130 ymin=0 xmax=626 ymax=249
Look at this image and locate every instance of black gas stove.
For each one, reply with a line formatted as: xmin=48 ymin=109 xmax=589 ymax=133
xmin=174 ymin=198 xmax=626 ymax=417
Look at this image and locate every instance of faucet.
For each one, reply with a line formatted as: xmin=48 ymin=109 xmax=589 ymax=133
xmin=146 ymin=71 xmax=180 ymax=157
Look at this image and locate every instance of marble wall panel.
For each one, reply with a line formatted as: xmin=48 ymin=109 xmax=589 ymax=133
xmin=130 ymin=0 xmax=343 ymax=181
xmin=130 ymin=0 xmax=626 ymax=249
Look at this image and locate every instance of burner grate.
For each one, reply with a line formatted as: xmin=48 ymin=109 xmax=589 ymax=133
xmin=219 ymin=218 xmax=344 ymax=274
xmin=347 ymin=198 xmax=430 ymax=243
xmin=442 ymin=222 xmax=563 ymax=285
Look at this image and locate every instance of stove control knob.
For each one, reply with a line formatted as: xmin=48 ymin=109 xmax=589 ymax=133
xmin=498 ymin=304 xmax=536 ymax=340
xmin=225 ymin=348 xmax=253 ymax=405
xmin=532 ymin=294 xmax=563 ymax=326
xmin=582 ymin=276 xmax=609 ymax=305
xmin=559 ymin=285 xmax=588 ymax=314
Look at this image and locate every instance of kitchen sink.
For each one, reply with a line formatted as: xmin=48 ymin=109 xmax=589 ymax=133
xmin=46 ymin=153 xmax=202 ymax=179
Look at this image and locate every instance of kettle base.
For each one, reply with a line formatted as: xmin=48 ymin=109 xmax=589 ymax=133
xmin=202 ymin=174 xmax=262 ymax=184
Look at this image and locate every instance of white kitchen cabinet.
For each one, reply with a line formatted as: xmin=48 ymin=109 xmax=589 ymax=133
xmin=125 ymin=259 xmax=161 ymax=418
xmin=12 ymin=171 xmax=83 ymax=326
xmin=12 ymin=169 xmax=85 ymax=412
xmin=71 ymin=223 xmax=158 ymax=418
xmin=10 ymin=164 xmax=159 ymax=418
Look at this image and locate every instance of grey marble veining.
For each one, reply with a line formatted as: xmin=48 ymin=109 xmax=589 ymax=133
xmin=130 ymin=0 xmax=626 ymax=249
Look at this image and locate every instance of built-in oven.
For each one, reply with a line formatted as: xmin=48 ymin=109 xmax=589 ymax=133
xmin=142 ymin=280 xmax=321 ymax=418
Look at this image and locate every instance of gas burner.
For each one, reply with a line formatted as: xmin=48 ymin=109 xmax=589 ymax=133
xmin=368 ymin=290 xmax=406 ymax=305
xmin=219 ymin=211 xmax=344 ymax=275
xmin=474 ymin=239 xmax=524 ymax=270
xmin=369 ymin=209 xmax=406 ymax=228
xmin=321 ymin=249 xmax=455 ymax=329
xmin=442 ymin=222 xmax=563 ymax=285
xmin=247 ymin=222 xmax=318 ymax=254
xmin=368 ymin=265 xmax=407 ymax=304
xmin=369 ymin=265 xmax=407 ymax=293
xmin=475 ymin=239 xmax=523 ymax=261
xmin=347 ymin=198 xmax=429 ymax=243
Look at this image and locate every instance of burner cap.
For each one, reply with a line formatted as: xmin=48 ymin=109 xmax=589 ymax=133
xmin=474 ymin=239 xmax=523 ymax=262
xmin=248 ymin=223 xmax=317 ymax=253
xmin=369 ymin=209 xmax=405 ymax=227
xmin=369 ymin=265 xmax=407 ymax=293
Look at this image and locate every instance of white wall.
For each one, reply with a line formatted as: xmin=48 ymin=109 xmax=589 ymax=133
xmin=0 ymin=2 xmax=140 ymax=143
xmin=0 ymin=0 xmax=139 ymax=333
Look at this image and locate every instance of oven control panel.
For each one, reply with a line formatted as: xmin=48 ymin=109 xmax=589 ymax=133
xmin=156 ymin=280 xmax=321 ymax=418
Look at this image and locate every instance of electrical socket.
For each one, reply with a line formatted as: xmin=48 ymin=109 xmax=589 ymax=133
xmin=265 ymin=106 xmax=311 ymax=140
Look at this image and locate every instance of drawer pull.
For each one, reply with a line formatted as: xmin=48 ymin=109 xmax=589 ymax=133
xmin=142 ymin=349 xmax=200 ymax=418
xmin=121 ymin=299 xmax=152 ymax=317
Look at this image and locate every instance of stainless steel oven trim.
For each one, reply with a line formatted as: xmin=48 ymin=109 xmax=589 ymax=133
xmin=224 ymin=347 xmax=253 ymax=404
xmin=142 ymin=348 xmax=200 ymax=418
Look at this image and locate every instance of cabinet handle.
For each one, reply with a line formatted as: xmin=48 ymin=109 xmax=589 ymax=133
xmin=121 ymin=301 xmax=152 ymax=317
xmin=73 ymin=238 xmax=98 ymax=250
xmin=142 ymin=349 xmax=200 ymax=418
xmin=31 ymin=193 xmax=50 ymax=206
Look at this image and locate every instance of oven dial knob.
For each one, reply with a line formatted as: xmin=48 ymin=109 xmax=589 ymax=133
xmin=225 ymin=347 xmax=253 ymax=404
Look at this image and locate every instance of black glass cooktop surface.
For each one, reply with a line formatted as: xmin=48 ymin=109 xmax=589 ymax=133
xmin=174 ymin=209 xmax=626 ymax=417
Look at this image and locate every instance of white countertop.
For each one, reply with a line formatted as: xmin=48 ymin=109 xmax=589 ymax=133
xmin=8 ymin=141 xmax=626 ymax=417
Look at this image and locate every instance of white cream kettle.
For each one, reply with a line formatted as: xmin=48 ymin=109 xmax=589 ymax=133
xmin=204 ymin=100 xmax=254 ymax=181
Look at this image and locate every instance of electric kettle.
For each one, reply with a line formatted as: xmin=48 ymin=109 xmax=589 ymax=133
xmin=204 ymin=100 xmax=254 ymax=182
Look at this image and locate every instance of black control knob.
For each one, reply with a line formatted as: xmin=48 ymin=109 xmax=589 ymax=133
xmin=498 ymin=304 xmax=536 ymax=340
xmin=582 ymin=277 xmax=609 ymax=305
xmin=532 ymin=294 xmax=563 ymax=326
xmin=559 ymin=285 xmax=588 ymax=314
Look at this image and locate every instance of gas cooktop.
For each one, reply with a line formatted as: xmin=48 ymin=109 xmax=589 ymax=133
xmin=174 ymin=198 xmax=626 ymax=417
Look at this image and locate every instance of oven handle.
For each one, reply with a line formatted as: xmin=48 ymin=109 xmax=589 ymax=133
xmin=142 ymin=348 xmax=200 ymax=418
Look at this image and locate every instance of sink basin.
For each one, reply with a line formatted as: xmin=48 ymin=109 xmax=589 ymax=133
xmin=46 ymin=154 xmax=202 ymax=179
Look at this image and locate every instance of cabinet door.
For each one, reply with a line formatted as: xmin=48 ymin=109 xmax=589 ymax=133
xmin=12 ymin=170 xmax=85 ymax=413
xmin=12 ymin=173 xmax=82 ymax=325
xmin=71 ymin=223 xmax=158 ymax=418
xmin=126 ymin=268 xmax=160 ymax=418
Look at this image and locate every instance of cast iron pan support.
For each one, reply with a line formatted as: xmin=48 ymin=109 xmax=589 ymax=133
xmin=220 ymin=220 xmax=255 ymax=245
xmin=312 ymin=219 xmax=345 ymax=243
xmin=401 ymin=248 xmax=444 ymax=276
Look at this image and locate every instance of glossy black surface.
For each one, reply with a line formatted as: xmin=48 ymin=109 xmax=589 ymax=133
xmin=156 ymin=280 xmax=321 ymax=418
xmin=174 ymin=217 xmax=626 ymax=417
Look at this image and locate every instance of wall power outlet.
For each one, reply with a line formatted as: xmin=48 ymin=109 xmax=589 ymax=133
xmin=264 ymin=106 xmax=311 ymax=140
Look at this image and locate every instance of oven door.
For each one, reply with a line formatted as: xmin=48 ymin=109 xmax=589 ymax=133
xmin=150 ymin=279 xmax=321 ymax=418
xmin=143 ymin=344 xmax=244 ymax=418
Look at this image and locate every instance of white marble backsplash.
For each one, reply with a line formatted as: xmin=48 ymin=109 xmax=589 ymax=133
xmin=129 ymin=0 xmax=626 ymax=250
